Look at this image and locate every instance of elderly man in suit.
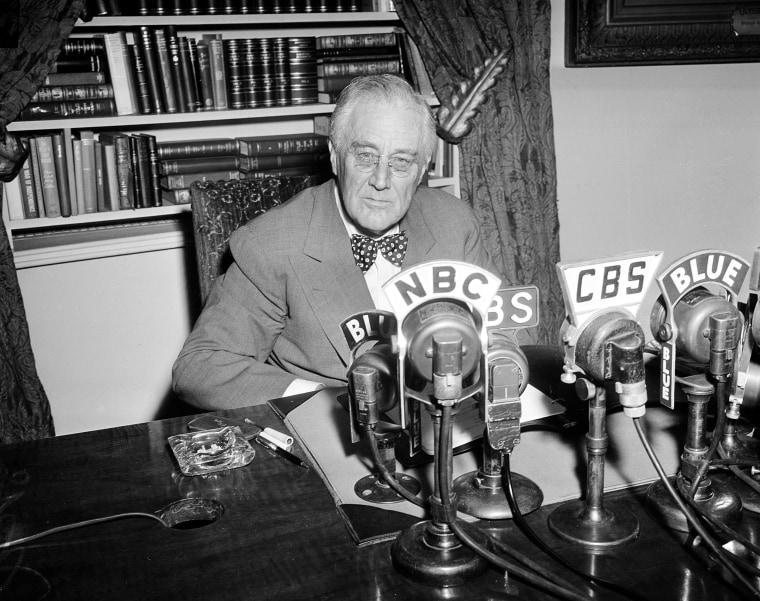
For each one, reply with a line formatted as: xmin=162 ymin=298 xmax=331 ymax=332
xmin=172 ymin=74 xmax=497 ymax=409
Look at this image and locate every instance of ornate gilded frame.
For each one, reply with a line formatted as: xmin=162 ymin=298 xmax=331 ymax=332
xmin=566 ymin=0 xmax=760 ymax=66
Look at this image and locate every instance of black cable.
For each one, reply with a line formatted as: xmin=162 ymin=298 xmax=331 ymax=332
xmin=0 ymin=512 xmax=166 ymax=550
xmin=633 ymin=417 xmax=760 ymax=599
xmin=364 ymin=424 xmax=426 ymax=508
xmin=437 ymin=404 xmax=595 ymax=601
xmin=501 ymin=453 xmax=651 ymax=601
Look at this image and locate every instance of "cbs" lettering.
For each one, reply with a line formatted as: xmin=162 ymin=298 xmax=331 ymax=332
xmin=486 ymin=286 xmax=539 ymax=329
xmin=575 ymin=262 xmax=646 ymax=303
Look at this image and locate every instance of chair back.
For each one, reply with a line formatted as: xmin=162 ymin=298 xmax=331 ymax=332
xmin=189 ymin=176 xmax=315 ymax=305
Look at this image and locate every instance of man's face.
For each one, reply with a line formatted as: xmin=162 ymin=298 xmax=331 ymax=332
xmin=330 ymin=102 xmax=427 ymax=237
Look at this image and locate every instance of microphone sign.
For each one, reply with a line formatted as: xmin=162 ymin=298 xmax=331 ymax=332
xmin=340 ymin=311 xmax=397 ymax=351
xmin=383 ymin=261 xmax=502 ymax=323
xmin=657 ymin=250 xmax=749 ymax=306
xmin=557 ymin=251 xmax=663 ymax=328
xmin=486 ymin=285 xmax=540 ymax=330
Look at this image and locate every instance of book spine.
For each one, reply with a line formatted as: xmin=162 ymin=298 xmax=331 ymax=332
xmin=112 ymin=135 xmax=135 ymax=209
xmin=127 ymin=136 xmax=143 ymax=208
xmin=103 ymin=32 xmax=138 ymax=116
xmin=101 ymin=138 xmax=121 ymax=211
xmin=128 ymin=43 xmax=153 ymax=114
xmin=32 ymin=84 xmax=114 ymax=103
xmin=94 ymin=139 xmax=108 ymax=212
xmin=72 ymin=138 xmax=85 ymax=215
xmin=161 ymin=170 xmax=240 ymax=189
xmin=317 ymin=58 xmax=400 ymax=78
xmin=206 ymin=36 xmax=228 ymax=110
xmin=154 ymin=27 xmax=179 ymax=113
xmin=4 ymin=177 xmax=26 ymax=221
xmin=17 ymin=143 xmax=39 ymax=219
xmin=62 ymin=38 xmax=106 ymax=55
xmin=132 ymin=134 xmax=153 ymax=208
xmin=34 ymin=135 xmax=62 ymax=218
xmin=43 ymin=71 xmax=107 ymax=86
xmin=196 ymin=41 xmax=216 ymax=110
xmin=272 ymin=37 xmax=291 ymax=107
xmin=160 ymin=155 xmax=240 ymax=175
xmin=28 ymin=138 xmax=45 ymax=217
xmin=51 ymin=55 xmax=105 ymax=73
xmin=52 ymin=132 xmax=73 ymax=217
xmin=239 ymin=153 xmax=326 ymax=171
xmin=141 ymin=134 xmax=163 ymax=207
xmin=316 ymin=32 xmax=397 ymax=50
xmin=187 ymin=38 xmax=204 ymax=111
xmin=157 ymin=138 xmax=238 ymax=159
xmin=137 ymin=26 xmax=165 ymax=113
xmin=162 ymin=187 xmax=192 ymax=205
xmin=79 ymin=131 xmax=98 ymax=213
xmin=224 ymin=39 xmax=244 ymax=110
xmin=19 ymin=99 xmax=116 ymax=121
xmin=178 ymin=36 xmax=200 ymax=112
xmin=287 ymin=37 xmax=318 ymax=105
xmin=237 ymin=134 xmax=328 ymax=156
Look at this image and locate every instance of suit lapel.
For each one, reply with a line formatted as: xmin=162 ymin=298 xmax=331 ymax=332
xmin=292 ymin=181 xmax=374 ymax=367
xmin=399 ymin=192 xmax=436 ymax=266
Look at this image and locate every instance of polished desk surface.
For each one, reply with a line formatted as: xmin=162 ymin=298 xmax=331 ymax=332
xmin=0 ymin=398 xmax=757 ymax=601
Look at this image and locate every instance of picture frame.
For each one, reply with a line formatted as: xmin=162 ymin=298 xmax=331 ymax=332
xmin=566 ymin=0 xmax=760 ymax=66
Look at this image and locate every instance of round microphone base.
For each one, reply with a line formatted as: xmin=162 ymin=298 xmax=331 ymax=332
xmin=547 ymin=499 xmax=640 ymax=549
xmin=452 ymin=470 xmax=543 ymax=520
xmin=391 ymin=520 xmax=491 ymax=588
xmin=645 ymin=474 xmax=743 ymax=532
xmin=354 ymin=473 xmax=421 ymax=504
xmin=708 ymin=469 xmax=760 ymax=514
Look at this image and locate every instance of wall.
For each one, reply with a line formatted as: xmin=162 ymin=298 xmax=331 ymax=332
xmin=551 ymin=3 xmax=760 ymax=275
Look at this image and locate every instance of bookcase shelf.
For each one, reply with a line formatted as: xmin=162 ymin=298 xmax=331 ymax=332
xmin=4 ymin=9 xmax=459 ymax=268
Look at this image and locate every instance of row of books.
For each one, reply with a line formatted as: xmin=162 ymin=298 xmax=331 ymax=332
xmin=4 ymin=131 xmax=332 ymax=220
xmin=20 ymin=30 xmax=423 ymax=121
xmin=89 ymin=0 xmax=393 ymax=16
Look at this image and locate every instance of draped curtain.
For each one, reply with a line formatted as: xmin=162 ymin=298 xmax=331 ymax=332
xmin=0 ymin=0 xmax=86 ymax=442
xmin=395 ymin=0 xmax=563 ymax=346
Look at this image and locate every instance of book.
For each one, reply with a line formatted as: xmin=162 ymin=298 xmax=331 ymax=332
xmin=78 ymin=130 xmax=98 ymax=213
xmin=51 ymin=132 xmax=73 ymax=217
xmin=42 ymin=72 xmax=107 ymax=86
xmin=98 ymin=132 xmax=134 ymax=209
xmin=160 ymin=170 xmax=241 ymax=190
xmin=19 ymin=100 xmax=116 ymax=121
xmin=61 ymin=37 xmax=106 ymax=55
xmin=272 ymin=37 xmax=291 ymax=107
xmin=239 ymin=153 xmax=328 ymax=172
xmin=203 ymin=34 xmax=228 ymax=110
xmin=288 ymin=37 xmax=318 ymax=105
xmin=161 ymin=155 xmax=240 ymax=175
xmin=196 ymin=41 xmax=215 ymax=110
xmin=315 ymin=32 xmax=397 ymax=50
xmin=224 ymin=39 xmax=245 ymax=109
xmin=4 ymin=176 xmax=26 ymax=221
xmin=130 ymin=134 xmax=154 ymax=208
xmin=153 ymin=27 xmax=180 ymax=114
xmin=316 ymin=46 xmax=401 ymax=60
xmin=72 ymin=138 xmax=86 ymax=214
xmin=157 ymin=138 xmax=238 ymax=159
xmin=103 ymin=32 xmax=139 ymax=116
xmin=51 ymin=55 xmax=105 ymax=73
xmin=32 ymin=84 xmax=114 ymax=103
xmin=178 ymin=36 xmax=200 ymax=112
xmin=237 ymin=133 xmax=328 ymax=157
xmin=187 ymin=38 xmax=204 ymax=111
xmin=33 ymin=134 xmax=62 ymax=218
xmin=17 ymin=143 xmax=39 ymax=219
xmin=28 ymin=137 xmax=46 ymax=217
xmin=162 ymin=187 xmax=192 ymax=205
xmin=140 ymin=133 xmax=163 ymax=207
xmin=94 ymin=139 xmax=108 ymax=211
xmin=136 ymin=26 xmax=165 ymax=113
xmin=128 ymin=43 xmax=153 ymax=114
xmin=100 ymin=134 xmax=121 ymax=211
xmin=128 ymin=135 xmax=144 ymax=207
xmin=317 ymin=58 xmax=400 ymax=78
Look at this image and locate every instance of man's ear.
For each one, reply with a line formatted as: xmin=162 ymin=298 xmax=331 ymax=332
xmin=328 ymin=140 xmax=339 ymax=175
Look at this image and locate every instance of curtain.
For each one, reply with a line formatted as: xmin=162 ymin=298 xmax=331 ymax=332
xmin=395 ymin=0 xmax=563 ymax=346
xmin=0 ymin=0 xmax=87 ymax=442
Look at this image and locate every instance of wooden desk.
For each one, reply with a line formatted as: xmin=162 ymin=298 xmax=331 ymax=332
xmin=0 ymin=401 xmax=755 ymax=601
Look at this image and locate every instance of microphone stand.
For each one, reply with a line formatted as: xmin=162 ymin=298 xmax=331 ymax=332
xmin=391 ymin=332 xmax=491 ymax=587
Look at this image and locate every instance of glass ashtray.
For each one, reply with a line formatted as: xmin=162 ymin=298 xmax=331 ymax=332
xmin=168 ymin=426 xmax=256 ymax=476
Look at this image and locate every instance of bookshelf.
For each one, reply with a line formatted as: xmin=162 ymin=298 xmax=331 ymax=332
xmin=4 ymin=11 xmax=459 ymax=268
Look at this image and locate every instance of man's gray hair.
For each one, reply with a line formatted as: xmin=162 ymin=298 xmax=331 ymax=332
xmin=329 ymin=74 xmax=437 ymax=162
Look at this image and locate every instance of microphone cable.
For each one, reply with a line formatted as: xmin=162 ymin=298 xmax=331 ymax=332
xmin=364 ymin=424 xmax=426 ymax=509
xmin=436 ymin=404 xmax=597 ymax=601
xmin=632 ymin=416 xmax=760 ymax=599
xmin=500 ymin=453 xmax=651 ymax=601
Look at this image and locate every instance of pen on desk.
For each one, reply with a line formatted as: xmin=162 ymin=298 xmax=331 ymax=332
xmin=253 ymin=435 xmax=308 ymax=469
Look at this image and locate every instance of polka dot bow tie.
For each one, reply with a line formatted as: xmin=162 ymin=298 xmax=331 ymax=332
xmin=350 ymin=231 xmax=408 ymax=273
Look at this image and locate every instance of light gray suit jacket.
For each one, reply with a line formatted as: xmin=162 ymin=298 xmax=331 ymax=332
xmin=172 ymin=179 xmax=498 ymax=409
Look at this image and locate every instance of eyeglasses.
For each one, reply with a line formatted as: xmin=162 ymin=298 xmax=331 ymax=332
xmin=349 ymin=148 xmax=417 ymax=178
